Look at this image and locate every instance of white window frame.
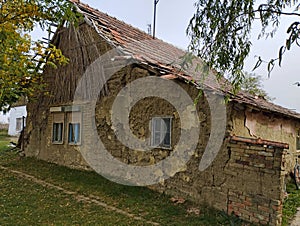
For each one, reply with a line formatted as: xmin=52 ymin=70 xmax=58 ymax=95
xmin=151 ymin=117 xmax=172 ymax=149
xmin=15 ymin=117 xmax=23 ymax=132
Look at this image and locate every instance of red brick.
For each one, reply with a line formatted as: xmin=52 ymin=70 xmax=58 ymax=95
xmin=258 ymin=205 xmax=272 ymax=214
xmin=243 ymin=200 xmax=252 ymax=206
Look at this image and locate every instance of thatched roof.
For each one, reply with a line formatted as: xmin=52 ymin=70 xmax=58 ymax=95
xmin=69 ymin=0 xmax=300 ymax=120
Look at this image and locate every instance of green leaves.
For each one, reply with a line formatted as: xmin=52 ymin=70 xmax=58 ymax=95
xmin=279 ymin=46 xmax=285 ymax=66
xmin=253 ymin=56 xmax=262 ymax=71
xmin=0 ymin=0 xmax=80 ymax=111
xmin=188 ymin=0 xmax=300 ymax=91
xmin=187 ymin=0 xmax=255 ymax=90
xmin=236 ymin=72 xmax=273 ymax=101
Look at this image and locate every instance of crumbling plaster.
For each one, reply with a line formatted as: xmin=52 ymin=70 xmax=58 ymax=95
xmin=231 ymin=105 xmax=299 ymax=172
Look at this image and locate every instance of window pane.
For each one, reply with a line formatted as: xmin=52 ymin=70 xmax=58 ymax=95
xmin=151 ymin=117 xmax=171 ymax=148
xmin=163 ymin=118 xmax=171 ymax=133
xmin=163 ymin=132 xmax=170 ymax=146
xmin=154 ymin=118 xmax=161 ymax=132
xmin=68 ymin=123 xmax=80 ymax=144
xmin=297 ymin=130 xmax=300 ymax=150
xmin=74 ymin=124 xmax=80 ymax=143
xmin=16 ymin=118 xmax=23 ymax=131
xmin=53 ymin=123 xmax=63 ymax=142
xmin=161 ymin=118 xmax=171 ymax=147
xmin=154 ymin=132 xmax=161 ymax=145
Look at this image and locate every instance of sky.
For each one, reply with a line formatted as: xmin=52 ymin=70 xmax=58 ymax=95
xmin=28 ymin=0 xmax=300 ymax=113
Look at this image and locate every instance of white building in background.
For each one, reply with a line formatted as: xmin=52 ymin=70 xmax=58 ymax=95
xmin=8 ymin=106 xmax=27 ymax=136
xmin=0 ymin=112 xmax=9 ymax=124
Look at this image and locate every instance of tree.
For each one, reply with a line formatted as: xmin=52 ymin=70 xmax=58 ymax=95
xmin=0 ymin=0 xmax=80 ymax=112
xmin=187 ymin=0 xmax=300 ymax=91
xmin=238 ymin=72 xmax=273 ymax=101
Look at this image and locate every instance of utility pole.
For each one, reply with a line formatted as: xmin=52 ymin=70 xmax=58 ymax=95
xmin=153 ymin=0 xmax=160 ymax=38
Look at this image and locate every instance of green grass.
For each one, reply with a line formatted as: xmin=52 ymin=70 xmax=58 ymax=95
xmin=282 ymin=182 xmax=300 ymax=225
xmin=0 ymin=170 xmax=141 ymax=225
xmin=0 ymin=130 xmax=248 ymax=225
xmin=0 ymin=129 xmax=10 ymax=151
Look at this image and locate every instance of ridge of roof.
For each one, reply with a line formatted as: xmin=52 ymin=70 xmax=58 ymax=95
xmin=69 ymin=0 xmax=300 ymax=120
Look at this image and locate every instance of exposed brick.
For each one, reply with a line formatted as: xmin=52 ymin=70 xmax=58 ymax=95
xmin=250 ymin=216 xmax=260 ymax=223
xmin=259 ymin=220 xmax=269 ymax=225
xmin=265 ymin=156 xmax=275 ymax=161
xmin=249 ymin=146 xmax=267 ymax=151
xmin=239 ymin=208 xmax=253 ymax=218
xmin=243 ymin=200 xmax=252 ymax=207
xmin=258 ymin=151 xmax=274 ymax=157
xmin=259 ymin=168 xmax=276 ymax=174
xmin=249 ymin=153 xmax=266 ymax=160
xmin=258 ymin=205 xmax=272 ymax=214
xmin=253 ymin=163 xmax=266 ymax=168
xmin=256 ymin=213 xmax=268 ymax=221
xmin=271 ymin=205 xmax=282 ymax=211
xmin=270 ymin=199 xmax=281 ymax=206
xmin=236 ymin=160 xmax=249 ymax=166
xmin=228 ymin=162 xmax=244 ymax=169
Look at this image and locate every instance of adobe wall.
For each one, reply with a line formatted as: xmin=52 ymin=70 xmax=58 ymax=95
xmin=153 ymin=137 xmax=286 ymax=226
xmin=226 ymin=139 xmax=285 ymax=225
xmin=25 ymin=61 xmax=287 ymax=225
xmin=25 ymin=22 xmax=113 ymax=166
xmin=25 ymin=22 xmax=288 ymax=225
xmin=230 ymin=105 xmax=300 ymax=173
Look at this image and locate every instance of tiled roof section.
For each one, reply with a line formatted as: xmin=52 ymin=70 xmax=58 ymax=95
xmin=70 ymin=0 xmax=153 ymax=45
xmin=233 ymin=90 xmax=300 ymax=119
xmin=69 ymin=0 xmax=300 ymax=120
xmin=71 ymin=1 xmax=190 ymax=66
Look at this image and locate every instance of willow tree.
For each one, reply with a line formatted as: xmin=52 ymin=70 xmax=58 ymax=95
xmin=0 ymin=0 xmax=80 ymax=111
xmin=187 ymin=0 xmax=300 ymax=90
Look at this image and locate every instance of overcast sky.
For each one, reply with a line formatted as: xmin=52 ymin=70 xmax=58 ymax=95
xmin=77 ymin=0 xmax=300 ymax=112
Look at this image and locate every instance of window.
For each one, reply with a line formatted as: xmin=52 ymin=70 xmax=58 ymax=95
xmin=53 ymin=123 xmax=63 ymax=143
xmin=68 ymin=123 xmax=80 ymax=144
xmin=67 ymin=111 xmax=81 ymax=145
xmin=151 ymin=117 xmax=172 ymax=148
xmin=297 ymin=129 xmax=300 ymax=150
xmin=16 ymin=117 xmax=23 ymax=131
xmin=52 ymin=113 xmax=64 ymax=144
xmin=50 ymin=106 xmax=82 ymax=145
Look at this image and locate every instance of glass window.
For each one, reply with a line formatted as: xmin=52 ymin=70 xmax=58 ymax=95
xmin=16 ymin=117 xmax=23 ymax=131
xmin=68 ymin=123 xmax=80 ymax=144
xmin=297 ymin=129 xmax=300 ymax=150
xmin=151 ymin=117 xmax=172 ymax=148
xmin=52 ymin=113 xmax=64 ymax=144
xmin=53 ymin=123 xmax=63 ymax=143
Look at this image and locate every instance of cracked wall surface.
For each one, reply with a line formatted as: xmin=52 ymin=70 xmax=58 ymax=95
xmin=231 ymin=106 xmax=300 ymax=173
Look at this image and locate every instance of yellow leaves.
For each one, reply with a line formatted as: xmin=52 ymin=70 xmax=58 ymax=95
xmin=32 ymin=42 xmax=44 ymax=55
xmin=0 ymin=0 xmax=77 ymax=110
xmin=46 ymin=44 xmax=69 ymax=67
xmin=0 ymin=0 xmax=40 ymax=30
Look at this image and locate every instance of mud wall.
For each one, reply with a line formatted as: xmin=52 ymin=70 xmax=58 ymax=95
xmin=25 ymin=21 xmax=288 ymax=226
xmin=230 ymin=105 xmax=300 ymax=173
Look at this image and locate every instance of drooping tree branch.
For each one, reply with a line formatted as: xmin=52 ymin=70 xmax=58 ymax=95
xmin=187 ymin=0 xmax=300 ymax=92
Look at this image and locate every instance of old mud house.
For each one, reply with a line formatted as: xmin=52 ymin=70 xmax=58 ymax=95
xmin=25 ymin=1 xmax=300 ymax=225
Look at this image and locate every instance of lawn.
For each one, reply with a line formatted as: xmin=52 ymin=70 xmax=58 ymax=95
xmin=0 ymin=130 xmax=248 ymax=225
xmin=282 ymin=182 xmax=300 ymax=225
